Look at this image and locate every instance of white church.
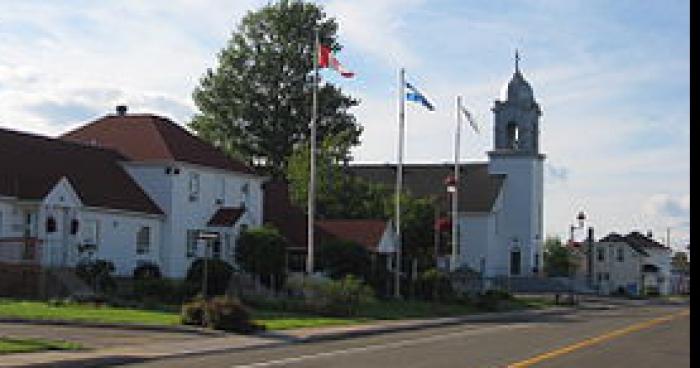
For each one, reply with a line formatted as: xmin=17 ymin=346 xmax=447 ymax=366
xmin=349 ymin=59 xmax=545 ymax=278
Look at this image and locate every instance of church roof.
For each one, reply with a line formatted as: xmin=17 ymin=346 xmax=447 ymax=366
xmin=345 ymin=163 xmax=505 ymax=213
xmin=61 ymin=112 xmax=254 ymax=175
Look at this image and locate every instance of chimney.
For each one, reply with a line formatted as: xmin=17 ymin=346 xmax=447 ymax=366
xmin=646 ymin=230 xmax=653 ymax=238
xmin=116 ymin=105 xmax=128 ymax=116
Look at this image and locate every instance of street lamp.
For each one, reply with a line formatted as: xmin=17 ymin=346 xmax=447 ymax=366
xmin=445 ymin=174 xmax=458 ymax=272
xmin=567 ymin=211 xmax=586 ymax=303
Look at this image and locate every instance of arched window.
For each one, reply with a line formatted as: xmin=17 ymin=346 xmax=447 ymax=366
xmin=507 ymin=122 xmax=519 ymax=149
xmin=46 ymin=217 xmax=57 ymax=233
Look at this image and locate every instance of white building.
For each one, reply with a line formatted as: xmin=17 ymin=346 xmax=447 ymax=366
xmin=349 ymin=58 xmax=544 ymax=278
xmin=589 ymin=232 xmax=672 ymax=296
xmin=1 ymin=107 xmax=265 ymax=279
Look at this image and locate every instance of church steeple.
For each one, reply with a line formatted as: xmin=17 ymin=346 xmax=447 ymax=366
xmin=492 ymin=51 xmax=542 ymax=156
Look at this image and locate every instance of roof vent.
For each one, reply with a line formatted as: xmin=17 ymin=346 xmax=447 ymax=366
xmin=116 ymin=105 xmax=128 ymax=116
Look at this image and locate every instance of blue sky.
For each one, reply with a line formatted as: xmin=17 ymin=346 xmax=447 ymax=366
xmin=0 ymin=0 xmax=689 ymax=251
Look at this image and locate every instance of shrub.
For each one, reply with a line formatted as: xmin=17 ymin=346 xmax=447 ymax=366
xmin=285 ymin=274 xmax=375 ymax=316
xmin=185 ymin=258 xmax=235 ymax=297
xmin=317 ymin=239 xmax=372 ymax=280
xmin=132 ymin=278 xmax=185 ymax=304
xmin=415 ymin=268 xmax=453 ymax=301
xmin=181 ymin=298 xmax=205 ymax=326
xmin=204 ymin=296 xmax=259 ymax=333
xmin=181 ymin=296 xmax=259 ymax=333
xmin=133 ymin=262 xmax=162 ymax=280
xmin=475 ymin=289 xmax=513 ymax=311
xmin=235 ymin=227 xmax=287 ymax=289
xmin=75 ymin=259 xmax=116 ymax=293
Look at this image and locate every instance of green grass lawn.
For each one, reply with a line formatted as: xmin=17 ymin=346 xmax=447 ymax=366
xmin=0 ymin=338 xmax=81 ymax=355
xmin=0 ymin=299 xmax=180 ymax=326
xmin=0 ymin=296 xmax=555 ymax=331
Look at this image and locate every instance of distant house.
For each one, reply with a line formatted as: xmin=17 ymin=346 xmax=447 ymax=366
xmin=262 ymin=180 xmax=396 ymax=273
xmin=589 ymin=232 xmax=672 ymax=296
xmin=1 ymin=106 xmax=266 ymax=279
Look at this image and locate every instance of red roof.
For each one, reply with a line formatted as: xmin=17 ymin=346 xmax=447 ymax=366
xmin=207 ymin=207 xmax=245 ymax=227
xmin=0 ymin=128 xmax=162 ymax=215
xmin=62 ymin=114 xmax=254 ymax=174
xmin=316 ymin=219 xmax=389 ymax=252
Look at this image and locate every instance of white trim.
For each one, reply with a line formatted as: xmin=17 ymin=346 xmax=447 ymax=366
xmin=121 ymin=160 xmax=268 ymax=181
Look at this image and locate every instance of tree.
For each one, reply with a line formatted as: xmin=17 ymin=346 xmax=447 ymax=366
xmin=286 ymin=133 xmax=390 ymax=219
xmin=671 ymin=251 xmax=690 ymax=273
xmin=235 ymin=226 xmax=288 ymax=288
xmin=190 ymin=0 xmax=362 ymax=178
xmin=543 ymin=236 xmax=577 ymax=277
xmin=316 ymin=239 xmax=372 ymax=280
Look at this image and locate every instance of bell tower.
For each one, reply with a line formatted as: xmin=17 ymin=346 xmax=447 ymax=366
xmin=492 ymin=50 xmax=542 ymax=155
xmin=487 ymin=50 xmax=545 ymax=277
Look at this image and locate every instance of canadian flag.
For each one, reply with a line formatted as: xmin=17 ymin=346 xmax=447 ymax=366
xmin=318 ymin=45 xmax=354 ymax=78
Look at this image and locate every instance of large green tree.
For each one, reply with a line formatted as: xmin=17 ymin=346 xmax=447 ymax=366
xmin=287 ymin=133 xmax=390 ymax=219
xmin=190 ymin=0 xmax=362 ymax=178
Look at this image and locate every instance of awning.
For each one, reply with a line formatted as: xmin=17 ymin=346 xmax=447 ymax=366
xmin=207 ymin=207 xmax=245 ymax=227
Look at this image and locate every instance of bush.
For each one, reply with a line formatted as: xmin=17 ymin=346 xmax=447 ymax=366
xmin=133 ymin=262 xmax=162 ymax=280
xmin=181 ymin=298 xmax=206 ymax=326
xmin=317 ymin=239 xmax=371 ymax=280
xmin=235 ymin=227 xmax=287 ymax=289
xmin=415 ymin=268 xmax=453 ymax=301
xmin=204 ymin=296 xmax=259 ymax=333
xmin=132 ymin=278 xmax=185 ymax=304
xmin=75 ymin=259 xmax=116 ymax=293
xmin=181 ymin=296 xmax=259 ymax=333
xmin=185 ymin=258 xmax=235 ymax=297
xmin=285 ymin=274 xmax=375 ymax=316
xmin=475 ymin=289 xmax=513 ymax=311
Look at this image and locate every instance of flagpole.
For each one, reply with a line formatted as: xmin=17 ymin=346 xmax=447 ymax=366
xmin=307 ymin=28 xmax=319 ymax=275
xmin=394 ymin=67 xmax=405 ymax=299
xmin=451 ymin=96 xmax=461 ymax=272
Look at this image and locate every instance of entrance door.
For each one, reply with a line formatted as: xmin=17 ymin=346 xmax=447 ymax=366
xmin=510 ymin=249 xmax=521 ymax=276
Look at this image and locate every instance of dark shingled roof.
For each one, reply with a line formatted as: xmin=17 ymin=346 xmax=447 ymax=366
xmin=345 ymin=163 xmax=506 ymax=213
xmin=0 ymin=128 xmax=163 ymax=215
xmin=598 ymin=231 xmax=670 ymax=256
xmin=316 ymin=219 xmax=390 ymax=252
xmin=62 ymin=114 xmax=254 ymax=174
xmin=207 ymin=207 xmax=245 ymax=227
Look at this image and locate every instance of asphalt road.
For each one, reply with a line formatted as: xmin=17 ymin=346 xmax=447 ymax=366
xmin=119 ymin=303 xmax=689 ymax=368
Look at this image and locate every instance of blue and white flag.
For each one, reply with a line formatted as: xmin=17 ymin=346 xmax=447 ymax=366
xmin=405 ymin=82 xmax=435 ymax=111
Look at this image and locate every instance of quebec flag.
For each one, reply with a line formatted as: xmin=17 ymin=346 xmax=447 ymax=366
xmin=405 ymin=82 xmax=435 ymax=111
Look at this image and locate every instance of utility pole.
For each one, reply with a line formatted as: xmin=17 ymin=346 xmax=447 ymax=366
xmin=307 ymin=28 xmax=319 ymax=275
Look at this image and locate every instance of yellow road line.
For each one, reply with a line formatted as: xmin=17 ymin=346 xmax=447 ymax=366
xmin=508 ymin=309 xmax=689 ymax=368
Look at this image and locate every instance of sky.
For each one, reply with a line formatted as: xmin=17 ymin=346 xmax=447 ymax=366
xmin=0 ymin=0 xmax=690 ymax=252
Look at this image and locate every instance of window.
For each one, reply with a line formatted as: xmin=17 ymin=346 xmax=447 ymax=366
xmin=510 ymin=249 xmax=521 ymax=276
xmin=617 ymin=247 xmax=624 ymax=262
xmin=46 ymin=216 xmax=57 ymax=233
xmin=604 ymin=273 xmax=610 ymax=281
xmin=597 ymin=247 xmax=605 ymax=262
xmin=81 ymin=219 xmax=99 ymax=249
xmin=507 ymin=122 xmax=519 ymax=149
xmin=186 ymin=230 xmax=198 ymax=258
xmin=241 ymin=182 xmax=250 ymax=206
xmin=136 ymin=226 xmax=151 ymax=255
xmin=189 ymin=173 xmax=200 ymax=201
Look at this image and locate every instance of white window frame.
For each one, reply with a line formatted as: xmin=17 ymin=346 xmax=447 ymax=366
xmin=136 ymin=226 xmax=151 ymax=255
xmin=189 ymin=173 xmax=200 ymax=202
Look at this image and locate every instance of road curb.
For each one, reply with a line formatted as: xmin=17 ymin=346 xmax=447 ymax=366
xmin=0 ymin=317 xmax=226 ymax=336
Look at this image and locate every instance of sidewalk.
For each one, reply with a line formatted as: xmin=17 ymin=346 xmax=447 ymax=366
xmin=1 ymin=306 xmax=575 ymax=367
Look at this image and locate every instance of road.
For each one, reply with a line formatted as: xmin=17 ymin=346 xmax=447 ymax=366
xmin=119 ymin=303 xmax=689 ymax=368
